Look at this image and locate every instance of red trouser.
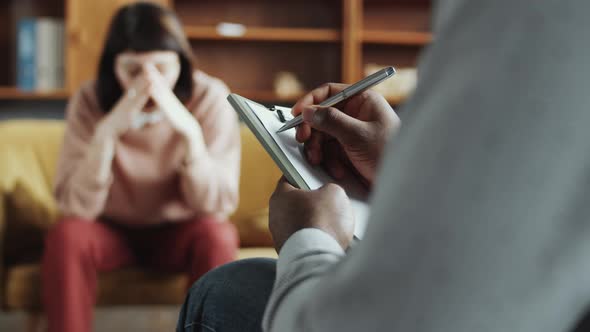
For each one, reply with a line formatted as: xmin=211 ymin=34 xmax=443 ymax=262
xmin=41 ymin=217 xmax=239 ymax=332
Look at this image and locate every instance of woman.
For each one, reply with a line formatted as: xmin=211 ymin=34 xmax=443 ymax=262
xmin=41 ymin=3 xmax=241 ymax=332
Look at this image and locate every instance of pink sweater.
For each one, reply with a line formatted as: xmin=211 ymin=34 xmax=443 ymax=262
xmin=54 ymin=71 xmax=241 ymax=225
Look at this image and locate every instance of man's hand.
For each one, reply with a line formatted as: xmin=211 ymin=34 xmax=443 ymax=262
xmin=292 ymin=83 xmax=400 ymax=186
xmin=269 ymin=177 xmax=355 ymax=253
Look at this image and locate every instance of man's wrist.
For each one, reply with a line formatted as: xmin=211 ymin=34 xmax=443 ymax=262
xmin=274 ymin=224 xmax=353 ymax=253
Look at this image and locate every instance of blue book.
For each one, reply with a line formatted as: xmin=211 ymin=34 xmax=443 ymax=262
xmin=17 ymin=18 xmax=37 ymax=91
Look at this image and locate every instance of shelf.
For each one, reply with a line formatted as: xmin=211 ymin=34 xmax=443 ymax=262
xmin=0 ymin=87 xmax=409 ymax=105
xmin=233 ymin=89 xmax=303 ymax=103
xmin=362 ymin=30 xmax=432 ymax=46
xmin=234 ymin=88 xmax=410 ymax=106
xmin=0 ymin=3 xmax=430 ymax=105
xmin=185 ymin=26 xmax=341 ymax=43
xmin=0 ymin=87 xmax=69 ymax=100
xmin=0 ymin=86 xmax=303 ymax=104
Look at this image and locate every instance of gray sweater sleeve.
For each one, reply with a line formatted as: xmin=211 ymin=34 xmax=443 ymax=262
xmin=262 ymin=1 xmax=590 ymax=331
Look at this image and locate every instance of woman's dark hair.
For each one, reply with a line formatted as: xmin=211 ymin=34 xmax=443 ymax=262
xmin=96 ymin=2 xmax=195 ymax=112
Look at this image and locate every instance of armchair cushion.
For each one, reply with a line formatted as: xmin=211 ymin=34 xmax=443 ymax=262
xmin=4 ymin=247 xmax=275 ymax=311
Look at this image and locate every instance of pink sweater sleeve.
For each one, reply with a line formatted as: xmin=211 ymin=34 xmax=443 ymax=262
xmin=179 ymin=75 xmax=241 ymax=218
xmin=54 ymin=83 xmax=112 ymax=220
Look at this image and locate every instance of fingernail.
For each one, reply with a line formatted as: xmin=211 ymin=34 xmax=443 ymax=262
xmin=302 ymin=106 xmax=317 ymax=123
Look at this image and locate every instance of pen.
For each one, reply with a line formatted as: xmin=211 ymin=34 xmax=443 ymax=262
xmin=276 ymin=66 xmax=396 ymax=133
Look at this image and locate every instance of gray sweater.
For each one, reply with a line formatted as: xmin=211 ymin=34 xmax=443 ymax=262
xmin=263 ymin=0 xmax=590 ymax=331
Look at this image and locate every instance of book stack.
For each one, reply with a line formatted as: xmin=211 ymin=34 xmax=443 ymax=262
xmin=17 ymin=18 xmax=65 ymax=92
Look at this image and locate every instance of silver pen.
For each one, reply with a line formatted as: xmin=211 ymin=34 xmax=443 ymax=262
xmin=276 ymin=66 xmax=396 ymax=133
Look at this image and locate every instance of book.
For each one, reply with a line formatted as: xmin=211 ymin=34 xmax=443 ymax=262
xmin=228 ymin=93 xmax=369 ymax=237
xmin=55 ymin=21 xmax=65 ymax=89
xmin=17 ymin=17 xmax=65 ymax=92
xmin=36 ymin=18 xmax=64 ymax=91
xmin=17 ymin=18 xmax=37 ymax=91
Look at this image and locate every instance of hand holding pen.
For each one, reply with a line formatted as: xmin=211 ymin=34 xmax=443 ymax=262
xmin=290 ymin=79 xmax=401 ymax=187
xmin=277 ymin=67 xmax=396 ymax=133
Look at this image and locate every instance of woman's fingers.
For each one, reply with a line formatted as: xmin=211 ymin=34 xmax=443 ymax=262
xmin=144 ymin=65 xmax=184 ymax=113
xmin=128 ymin=87 xmax=151 ymax=111
xmin=120 ymin=76 xmax=151 ymax=110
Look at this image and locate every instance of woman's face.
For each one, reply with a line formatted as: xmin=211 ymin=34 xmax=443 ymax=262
xmin=115 ymin=50 xmax=181 ymax=91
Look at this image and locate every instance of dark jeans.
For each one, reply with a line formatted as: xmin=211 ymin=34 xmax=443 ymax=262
xmin=177 ymin=258 xmax=277 ymax=332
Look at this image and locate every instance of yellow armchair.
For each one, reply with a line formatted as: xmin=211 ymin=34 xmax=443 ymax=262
xmin=0 ymin=119 xmax=280 ymax=312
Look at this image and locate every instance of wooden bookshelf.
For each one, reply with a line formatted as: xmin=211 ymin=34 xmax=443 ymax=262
xmin=0 ymin=0 xmax=431 ymax=105
xmin=234 ymin=89 xmax=303 ymax=104
xmin=185 ymin=26 xmax=341 ymax=43
xmin=0 ymin=87 xmax=393 ymax=105
xmin=0 ymin=87 xmax=69 ymax=100
xmin=362 ymin=30 xmax=432 ymax=45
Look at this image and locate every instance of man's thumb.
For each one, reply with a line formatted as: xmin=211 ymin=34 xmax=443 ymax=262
xmin=303 ymin=106 xmax=364 ymax=142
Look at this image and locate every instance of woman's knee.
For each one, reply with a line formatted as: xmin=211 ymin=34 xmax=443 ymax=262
xmin=188 ymin=219 xmax=240 ymax=250
xmin=44 ymin=218 xmax=96 ymax=257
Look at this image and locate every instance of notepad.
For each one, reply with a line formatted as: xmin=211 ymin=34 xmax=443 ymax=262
xmin=227 ymin=94 xmax=369 ymax=237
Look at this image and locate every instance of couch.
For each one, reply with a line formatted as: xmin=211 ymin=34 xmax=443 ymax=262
xmin=0 ymin=119 xmax=280 ymax=315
